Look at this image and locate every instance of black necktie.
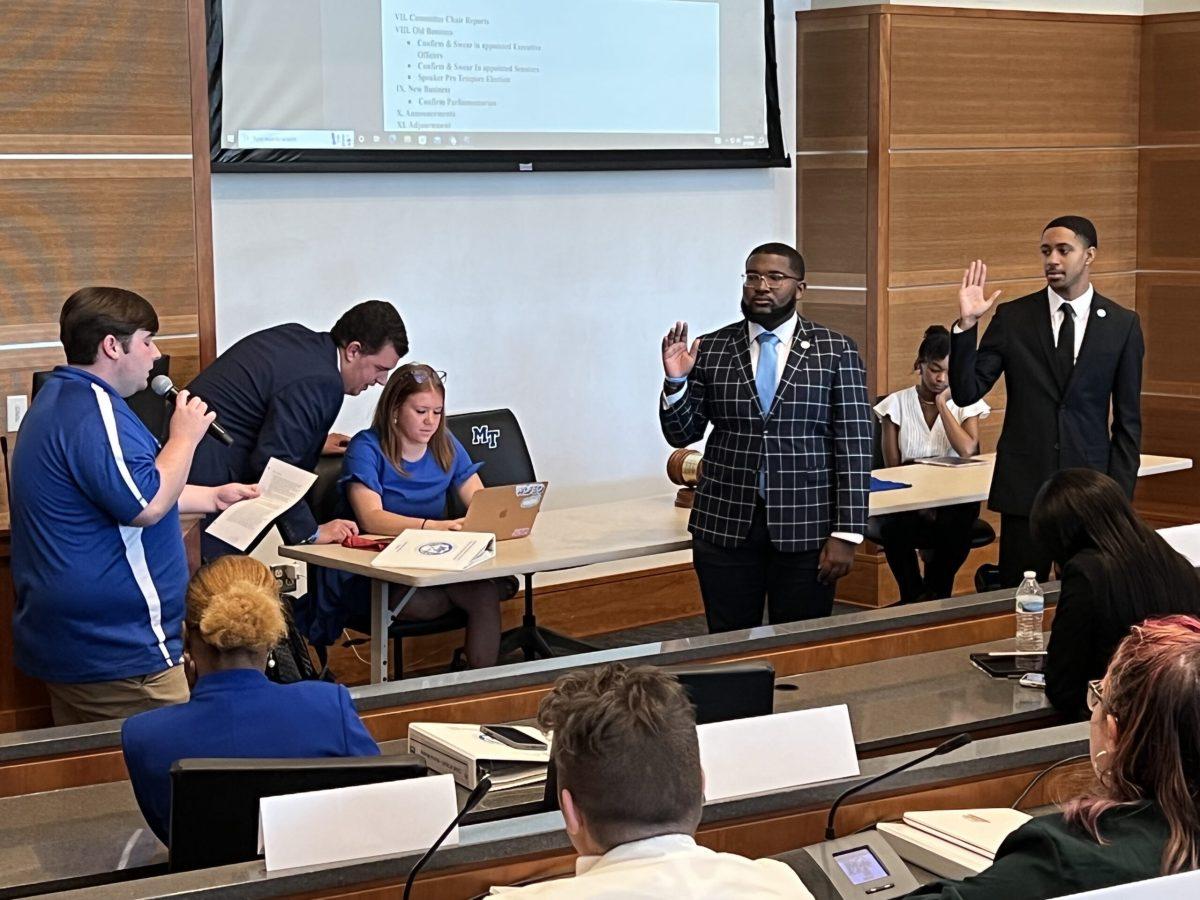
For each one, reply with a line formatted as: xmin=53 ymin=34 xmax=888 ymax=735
xmin=1056 ymin=303 xmax=1076 ymax=382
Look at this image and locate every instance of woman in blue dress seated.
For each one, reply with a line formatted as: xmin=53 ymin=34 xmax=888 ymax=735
xmin=121 ymin=555 xmax=380 ymax=845
xmin=310 ymin=363 xmax=504 ymax=669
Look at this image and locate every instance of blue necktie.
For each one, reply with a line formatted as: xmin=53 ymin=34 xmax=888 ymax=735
xmin=755 ymin=332 xmax=780 ymax=498
xmin=756 ymin=332 xmax=781 ymax=417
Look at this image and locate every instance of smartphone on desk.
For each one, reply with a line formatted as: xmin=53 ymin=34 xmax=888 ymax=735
xmin=1019 ymin=672 xmax=1046 ymax=689
xmin=481 ymin=724 xmax=547 ymax=751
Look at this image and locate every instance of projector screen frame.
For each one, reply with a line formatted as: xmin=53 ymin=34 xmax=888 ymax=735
xmin=205 ymin=0 xmax=791 ymax=174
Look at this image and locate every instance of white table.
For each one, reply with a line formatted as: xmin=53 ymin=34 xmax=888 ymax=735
xmin=282 ymin=454 xmax=1191 ymax=683
xmin=868 ymin=453 xmax=1191 ymax=516
xmin=281 ymin=495 xmax=693 ymax=683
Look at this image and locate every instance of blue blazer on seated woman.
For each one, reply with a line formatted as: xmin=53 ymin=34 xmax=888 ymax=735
xmin=121 ymin=556 xmax=379 ymax=845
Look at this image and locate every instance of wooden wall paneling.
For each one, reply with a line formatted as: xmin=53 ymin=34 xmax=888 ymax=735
xmin=0 ymin=162 xmax=200 ymax=325
xmin=887 ymin=149 xmax=1139 ymax=289
xmin=865 ymin=11 xmax=891 ymax=397
xmin=1134 ymin=393 xmax=1200 ymax=525
xmin=1140 ymin=16 xmax=1200 ymax=146
xmin=888 ymin=15 xmax=1139 ymax=150
xmin=1138 ymin=147 xmax=1200 ymax=272
xmin=0 ymin=2 xmax=191 ymax=144
xmin=1138 ymin=272 xmax=1200 ymax=396
xmin=798 ymin=288 xmax=867 ymax=357
xmin=186 ymin=0 xmax=218 ymax=366
xmin=796 ymin=15 xmax=870 ymax=153
xmin=796 ymin=153 xmax=869 ymax=289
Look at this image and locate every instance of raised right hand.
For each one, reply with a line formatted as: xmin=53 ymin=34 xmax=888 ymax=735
xmin=662 ymin=321 xmax=701 ymax=379
xmin=958 ymin=259 xmax=1002 ymax=330
xmin=169 ymin=390 xmax=216 ymax=446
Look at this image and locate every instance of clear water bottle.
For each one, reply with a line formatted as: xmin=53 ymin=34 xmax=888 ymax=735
xmin=1014 ymin=571 xmax=1045 ymax=652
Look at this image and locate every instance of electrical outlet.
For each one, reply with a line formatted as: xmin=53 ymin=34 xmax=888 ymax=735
xmin=6 ymin=395 xmax=28 ymax=432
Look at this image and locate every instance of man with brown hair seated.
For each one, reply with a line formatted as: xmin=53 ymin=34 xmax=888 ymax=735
xmin=490 ymin=663 xmax=809 ymax=898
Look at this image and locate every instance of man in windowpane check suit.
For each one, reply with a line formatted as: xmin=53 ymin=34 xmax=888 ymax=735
xmin=659 ymin=243 xmax=873 ymax=633
xmin=951 ymin=216 xmax=1144 ymax=587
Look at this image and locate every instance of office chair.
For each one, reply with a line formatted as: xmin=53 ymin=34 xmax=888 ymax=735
xmin=302 ymin=454 xmax=476 ymax=678
xmin=446 ymin=409 xmax=593 ymax=662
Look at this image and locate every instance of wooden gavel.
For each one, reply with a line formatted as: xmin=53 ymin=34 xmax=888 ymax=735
xmin=666 ymin=449 xmax=703 ymax=509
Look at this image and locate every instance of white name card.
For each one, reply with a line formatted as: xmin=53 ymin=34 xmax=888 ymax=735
xmin=1158 ymin=523 xmax=1200 ymax=567
xmin=698 ymin=704 xmax=859 ymax=802
xmin=259 ymin=773 xmax=458 ymax=872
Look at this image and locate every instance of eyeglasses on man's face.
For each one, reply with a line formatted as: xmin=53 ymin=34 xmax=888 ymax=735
xmin=1086 ymin=679 xmax=1105 ymax=713
xmin=741 ymin=272 xmax=802 ymax=288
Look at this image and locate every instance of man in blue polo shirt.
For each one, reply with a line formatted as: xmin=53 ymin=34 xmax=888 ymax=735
xmin=10 ymin=287 xmax=258 ymax=725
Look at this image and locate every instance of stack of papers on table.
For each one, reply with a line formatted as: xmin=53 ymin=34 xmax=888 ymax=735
xmin=408 ymin=723 xmax=549 ymax=790
xmin=371 ymin=530 xmax=496 ymax=571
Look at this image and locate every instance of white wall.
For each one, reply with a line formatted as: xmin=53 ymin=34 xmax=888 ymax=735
xmin=211 ymin=2 xmax=810 ymax=509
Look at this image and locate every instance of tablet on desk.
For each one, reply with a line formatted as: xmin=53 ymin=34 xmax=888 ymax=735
xmin=462 ymin=482 xmax=548 ymax=541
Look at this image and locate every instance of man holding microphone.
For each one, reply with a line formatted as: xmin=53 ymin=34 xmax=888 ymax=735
xmin=10 ymin=287 xmax=257 ymax=724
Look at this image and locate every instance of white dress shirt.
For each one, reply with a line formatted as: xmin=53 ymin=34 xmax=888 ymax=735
xmin=664 ymin=313 xmax=862 ymax=544
xmin=489 ymin=833 xmax=812 ymax=899
xmin=1047 ymin=284 xmax=1093 ymax=362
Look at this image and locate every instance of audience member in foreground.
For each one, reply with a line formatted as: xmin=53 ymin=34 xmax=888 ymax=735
xmin=121 ymin=556 xmax=379 ymax=844
xmin=906 ymin=615 xmax=1200 ymax=898
xmin=11 ymin=287 xmax=257 ymax=725
xmin=1030 ymin=468 xmax=1200 ymax=719
xmin=490 ymin=663 xmax=810 ymax=898
xmin=304 ymin=363 xmax=506 ymax=667
xmin=188 ymin=299 xmax=408 ymax=558
xmin=873 ymin=325 xmax=989 ymax=602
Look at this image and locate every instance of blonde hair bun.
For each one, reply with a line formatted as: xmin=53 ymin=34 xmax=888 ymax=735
xmin=186 ymin=556 xmax=287 ymax=652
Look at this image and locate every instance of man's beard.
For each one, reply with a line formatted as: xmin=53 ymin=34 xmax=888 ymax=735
xmin=741 ymin=298 xmax=797 ymax=331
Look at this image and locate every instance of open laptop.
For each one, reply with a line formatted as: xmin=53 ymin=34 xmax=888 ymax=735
xmin=462 ymin=481 xmax=549 ymax=540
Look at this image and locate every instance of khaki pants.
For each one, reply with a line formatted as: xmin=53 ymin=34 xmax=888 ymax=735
xmin=46 ymin=665 xmax=189 ymax=726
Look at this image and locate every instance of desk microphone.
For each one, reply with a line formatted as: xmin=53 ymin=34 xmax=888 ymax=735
xmin=403 ymin=775 xmax=493 ymax=900
xmin=824 ymin=733 xmax=972 ymax=840
xmin=150 ymin=375 xmax=233 ymax=446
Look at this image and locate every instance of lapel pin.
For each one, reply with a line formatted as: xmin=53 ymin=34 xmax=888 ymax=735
xmin=1096 ymin=308 xmax=1106 ymax=318
xmin=800 ymin=340 xmax=811 ymax=350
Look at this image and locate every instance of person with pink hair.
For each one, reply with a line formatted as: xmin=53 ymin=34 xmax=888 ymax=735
xmin=905 ymin=615 xmax=1200 ymax=898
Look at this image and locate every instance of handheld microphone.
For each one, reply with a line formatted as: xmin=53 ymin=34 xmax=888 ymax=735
xmin=150 ymin=375 xmax=233 ymax=447
xmin=403 ymin=775 xmax=493 ymax=900
xmin=824 ymin=733 xmax=972 ymax=840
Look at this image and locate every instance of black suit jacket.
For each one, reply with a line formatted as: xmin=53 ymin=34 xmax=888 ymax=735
xmin=1045 ymin=548 xmax=1200 ymax=718
xmin=660 ymin=317 xmax=872 ymax=553
xmin=187 ymin=324 xmax=345 ymax=546
xmin=950 ymin=289 xmax=1143 ymax=516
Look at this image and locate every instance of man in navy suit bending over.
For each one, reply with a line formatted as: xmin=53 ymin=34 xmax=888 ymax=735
xmin=950 ymin=216 xmax=1143 ymax=586
xmin=188 ymin=300 xmax=408 ymax=557
xmin=660 ymin=243 xmax=872 ymax=633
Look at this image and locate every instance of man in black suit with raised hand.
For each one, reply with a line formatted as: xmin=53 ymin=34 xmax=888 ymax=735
xmin=660 ymin=242 xmax=872 ymax=633
xmin=950 ymin=216 xmax=1143 ymax=586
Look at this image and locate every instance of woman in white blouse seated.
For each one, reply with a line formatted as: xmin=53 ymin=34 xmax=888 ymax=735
xmin=874 ymin=325 xmax=990 ymax=603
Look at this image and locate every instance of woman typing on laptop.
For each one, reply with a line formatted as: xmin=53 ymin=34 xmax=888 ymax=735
xmin=305 ymin=364 xmax=504 ymax=668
